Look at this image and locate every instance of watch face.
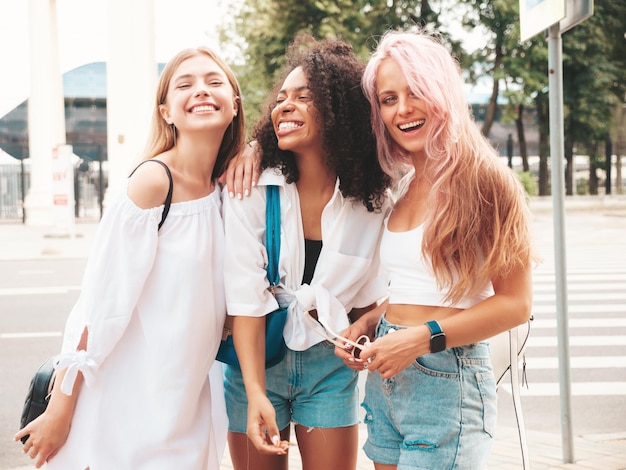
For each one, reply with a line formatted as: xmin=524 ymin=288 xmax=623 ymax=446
xmin=430 ymin=333 xmax=446 ymax=353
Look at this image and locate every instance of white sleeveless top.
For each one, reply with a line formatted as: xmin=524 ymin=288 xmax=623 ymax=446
xmin=379 ymin=221 xmax=494 ymax=309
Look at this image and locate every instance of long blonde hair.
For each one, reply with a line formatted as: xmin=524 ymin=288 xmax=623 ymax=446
xmin=363 ymin=30 xmax=535 ymax=304
xmin=142 ymin=47 xmax=245 ymax=179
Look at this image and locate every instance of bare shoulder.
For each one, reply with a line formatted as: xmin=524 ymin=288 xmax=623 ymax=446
xmin=127 ymin=159 xmax=171 ymax=209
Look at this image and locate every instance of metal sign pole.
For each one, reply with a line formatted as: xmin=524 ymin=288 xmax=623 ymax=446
xmin=547 ymin=22 xmax=575 ymax=464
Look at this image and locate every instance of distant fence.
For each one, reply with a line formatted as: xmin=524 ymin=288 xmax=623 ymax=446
xmin=0 ymin=163 xmax=104 ymax=222
xmin=0 ymin=164 xmax=26 ymax=219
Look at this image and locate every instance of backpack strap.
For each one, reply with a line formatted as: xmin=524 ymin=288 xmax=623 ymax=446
xmin=128 ymin=159 xmax=173 ymax=230
xmin=509 ymin=326 xmax=530 ymax=469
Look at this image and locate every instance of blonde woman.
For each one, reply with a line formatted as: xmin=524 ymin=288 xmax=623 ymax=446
xmin=16 ymin=46 xmax=244 ymax=469
xmin=351 ymin=30 xmax=536 ymax=469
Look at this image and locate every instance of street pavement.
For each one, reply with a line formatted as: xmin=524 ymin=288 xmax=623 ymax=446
xmin=2 ymin=195 xmax=626 ymax=469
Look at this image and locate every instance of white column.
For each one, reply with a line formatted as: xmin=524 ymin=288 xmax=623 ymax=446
xmin=24 ymin=0 xmax=66 ymax=226
xmin=105 ymin=0 xmax=156 ymax=205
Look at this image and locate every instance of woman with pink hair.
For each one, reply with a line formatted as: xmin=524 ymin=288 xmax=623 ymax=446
xmin=351 ymin=30 xmax=536 ymax=469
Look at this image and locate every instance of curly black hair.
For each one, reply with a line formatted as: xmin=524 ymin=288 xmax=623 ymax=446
xmin=253 ymin=34 xmax=391 ymax=212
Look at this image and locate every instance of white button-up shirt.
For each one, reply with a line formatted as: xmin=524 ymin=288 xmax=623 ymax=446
xmin=223 ymin=168 xmax=391 ymax=350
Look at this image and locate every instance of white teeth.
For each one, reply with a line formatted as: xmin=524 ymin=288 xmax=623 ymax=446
xmin=398 ymin=119 xmax=425 ymax=130
xmin=278 ymin=121 xmax=302 ymax=130
xmin=192 ymin=105 xmax=216 ymax=113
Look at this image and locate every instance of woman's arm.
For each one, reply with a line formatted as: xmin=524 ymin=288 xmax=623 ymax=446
xmin=16 ymin=165 xmax=169 ymax=465
xmin=232 ymin=316 xmax=288 ymax=455
xmin=15 ymin=326 xmax=89 ymax=467
xmin=222 ymin=185 xmax=288 ymax=454
xmin=360 ymin=262 xmax=533 ymax=379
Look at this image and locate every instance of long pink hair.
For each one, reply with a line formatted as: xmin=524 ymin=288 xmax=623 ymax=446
xmin=363 ymin=30 xmax=535 ymax=304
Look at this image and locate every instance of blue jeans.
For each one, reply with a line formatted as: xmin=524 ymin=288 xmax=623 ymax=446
xmin=224 ymin=340 xmax=359 ymax=433
xmin=362 ymin=315 xmax=497 ymax=469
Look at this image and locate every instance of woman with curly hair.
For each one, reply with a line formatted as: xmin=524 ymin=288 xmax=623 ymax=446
xmin=222 ymin=35 xmax=391 ymax=470
xmin=350 ymin=30 xmax=536 ymax=469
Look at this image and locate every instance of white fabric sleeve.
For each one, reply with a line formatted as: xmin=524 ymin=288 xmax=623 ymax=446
xmin=222 ymin=186 xmax=279 ymax=317
xmin=55 ymin=191 xmax=163 ymax=395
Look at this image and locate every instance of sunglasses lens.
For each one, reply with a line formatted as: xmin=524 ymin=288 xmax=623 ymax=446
xmin=352 ymin=336 xmax=370 ymax=359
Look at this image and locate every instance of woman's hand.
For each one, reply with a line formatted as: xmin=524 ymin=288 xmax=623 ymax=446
xmin=15 ymin=408 xmax=71 ymax=468
xmin=334 ymin=309 xmax=380 ymax=371
xmin=220 ymin=141 xmax=261 ymax=199
xmin=16 ymin=335 xmax=85 ymax=468
xmin=334 ymin=322 xmax=369 ymax=371
xmin=245 ymin=393 xmax=289 ymax=455
xmin=359 ymin=326 xmax=428 ymax=379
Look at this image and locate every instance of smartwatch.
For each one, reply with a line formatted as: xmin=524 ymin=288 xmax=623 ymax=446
xmin=425 ymin=320 xmax=446 ymax=353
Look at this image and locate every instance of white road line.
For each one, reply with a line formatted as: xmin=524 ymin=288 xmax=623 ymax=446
xmin=18 ymin=270 xmax=56 ymax=274
xmin=533 ymin=283 xmax=626 ymax=292
xmin=533 ymin=292 xmax=626 ymax=302
xmin=500 ymin=382 xmax=626 ymax=396
xmin=533 ymin=273 xmax=626 ymax=281
xmin=527 ymin=356 xmax=626 ymax=368
xmin=527 ymin=336 xmax=626 ymax=347
xmin=1 ymin=332 xmax=62 ymax=339
xmin=529 ymin=318 xmax=626 ymax=328
xmin=0 ymin=286 xmax=81 ymax=296
xmin=533 ymin=304 xmax=626 ymax=314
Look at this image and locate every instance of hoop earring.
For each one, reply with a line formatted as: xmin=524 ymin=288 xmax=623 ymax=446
xmin=170 ymin=124 xmax=177 ymax=146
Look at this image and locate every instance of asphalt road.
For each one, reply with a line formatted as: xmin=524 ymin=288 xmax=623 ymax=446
xmin=0 ymin=259 xmax=84 ymax=468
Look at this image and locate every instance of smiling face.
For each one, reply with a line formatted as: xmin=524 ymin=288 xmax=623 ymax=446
xmin=376 ymin=58 xmax=429 ymax=161
xmin=159 ymin=54 xmax=238 ymax=137
xmin=270 ymin=67 xmax=321 ymax=155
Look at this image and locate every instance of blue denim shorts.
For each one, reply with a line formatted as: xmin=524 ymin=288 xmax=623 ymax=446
xmin=362 ymin=315 xmax=497 ymax=469
xmin=224 ymin=340 xmax=359 ymax=433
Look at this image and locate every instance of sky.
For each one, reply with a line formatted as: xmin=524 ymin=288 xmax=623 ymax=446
xmin=0 ymin=0 xmax=228 ymax=117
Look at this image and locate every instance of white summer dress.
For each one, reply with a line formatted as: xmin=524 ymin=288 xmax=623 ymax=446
xmin=46 ymin=182 xmax=227 ymax=470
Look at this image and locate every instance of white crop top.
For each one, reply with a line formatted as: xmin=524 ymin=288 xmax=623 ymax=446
xmin=380 ymin=221 xmax=494 ymax=309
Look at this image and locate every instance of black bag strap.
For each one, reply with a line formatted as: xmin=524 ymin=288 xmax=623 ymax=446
xmin=128 ymin=159 xmax=173 ymax=230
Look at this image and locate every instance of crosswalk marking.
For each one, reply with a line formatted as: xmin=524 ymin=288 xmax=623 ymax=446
xmin=0 ymin=286 xmax=81 ymax=296
xmin=534 ymin=272 xmax=626 ymax=278
xmin=528 ymin=335 xmax=626 ymax=347
xmin=501 ymin=382 xmax=626 ymax=396
xmin=533 ymin=282 xmax=626 ymax=292
xmin=512 ymin=267 xmax=626 ymax=397
xmin=1 ymin=331 xmax=62 ymax=339
xmin=527 ymin=356 xmax=626 ymax=368
xmin=533 ymin=303 xmax=626 ymax=314
xmin=530 ymin=318 xmax=626 ymax=328
xmin=534 ymin=292 xmax=626 ymax=302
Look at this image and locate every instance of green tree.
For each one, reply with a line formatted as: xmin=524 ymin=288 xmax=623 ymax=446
xmin=460 ymin=0 xmax=521 ymax=137
xmin=224 ymin=0 xmax=445 ymax=132
xmin=459 ymin=0 xmax=551 ymax=193
xmin=561 ymin=0 xmax=626 ymax=195
xmin=459 ymin=0 xmax=625 ymax=197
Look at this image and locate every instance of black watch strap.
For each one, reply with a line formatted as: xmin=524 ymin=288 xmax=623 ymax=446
xmin=425 ymin=320 xmax=446 ymax=353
